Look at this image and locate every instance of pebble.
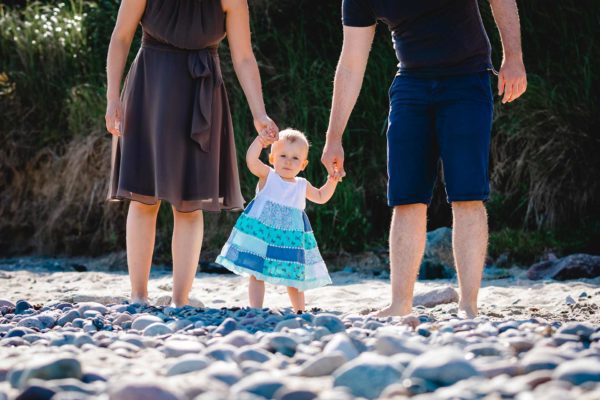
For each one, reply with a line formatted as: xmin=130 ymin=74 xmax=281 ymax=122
xmin=402 ymin=348 xmax=480 ymax=389
xmin=109 ymin=382 xmax=184 ymax=400
xmin=313 ymin=314 xmax=346 ymax=334
xmin=333 ymin=353 xmax=402 ymax=399
xmin=0 ymin=295 xmax=596 ymax=400
xmin=231 ymin=372 xmax=287 ymax=399
xmin=143 ymin=323 xmax=173 ymax=337
xmin=131 ymin=315 xmax=164 ymax=331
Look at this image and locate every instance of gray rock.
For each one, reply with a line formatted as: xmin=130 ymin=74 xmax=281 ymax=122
xmin=419 ymin=228 xmax=455 ymax=279
xmin=527 ymin=253 xmax=600 ymax=280
xmin=13 ymin=385 xmax=55 ymax=400
xmin=0 ymin=299 xmax=15 ymax=308
xmin=465 ymin=343 xmax=507 ymax=357
xmin=77 ymin=302 xmax=108 ymax=315
xmin=521 ymin=351 xmax=564 ymax=373
xmin=57 ymin=310 xmax=81 ymax=326
xmin=263 ymin=334 xmax=298 ymax=357
xmin=557 ymin=322 xmax=595 ymax=340
xmin=374 ymin=334 xmax=425 ymax=356
xmin=333 ymin=353 xmax=403 ymax=399
xmin=314 ymin=314 xmax=346 ymax=334
xmin=15 ymin=300 xmax=33 ymax=315
xmin=9 ymin=357 xmax=82 ymax=388
xmin=402 ymin=348 xmax=480 ymax=388
xmin=275 ymin=388 xmax=318 ymax=400
xmin=205 ymin=344 xmax=237 ymax=361
xmin=275 ymin=318 xmax=303 ymax=332
xmin=162 ymin=340 xmax=203 ymax=357
xmin=131 ymin=315 xmax=164 ymax=331
xmin=109 ymin=382 xmax=184 ymax=400
xmin=231 ymin=372 xmax=287 ymax=399
xmin=413 ymin=286 xmax=458 ymax=307
xmin=143 ymin=323 xmax=173 ymax=337
xmin=565 ymin=295 xmax=576 ymax=305
xmin=214 ymin=318 xmax=237 ymax=336
xmin=236 ymin=347 xmax=272 ymax=363
xmin=221 ymin=330 xmax=257 ymax=347
xmin=166 ymin=356 xmax=210 ymax=376
xmin=112 ymin=313 xmax=132 ymax=327
xmin=324 ymin=333 xmax=359 ymax=360
xmin=553 ymin=359 xmax=600 ymax=385
xmin=299 ymin=352 xmax=347 ymax=377
xmin=17 ymin=317 xmax=44 ymax=331
xmin=204 ymin=361 xmax=242 ymax=385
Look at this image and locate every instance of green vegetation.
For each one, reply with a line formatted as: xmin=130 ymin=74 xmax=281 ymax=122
xmin=0 ymin=0 xmax=598 ymax=265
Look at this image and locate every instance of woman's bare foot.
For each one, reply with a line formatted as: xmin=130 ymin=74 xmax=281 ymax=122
xmin=370 ymin=304 xmax=412 ymax=318
xmin=458 ymin=302 xmax=478 ymax=319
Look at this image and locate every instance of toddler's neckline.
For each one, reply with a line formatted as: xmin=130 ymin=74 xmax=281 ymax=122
xmin=271 ymin=169 xmax=299 ymax=185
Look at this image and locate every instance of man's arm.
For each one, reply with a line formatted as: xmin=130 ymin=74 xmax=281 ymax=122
xmin=321 ymin=25 xmax=376 ymax=178
xmin=489 ymin=0 xmax=527 ymax=103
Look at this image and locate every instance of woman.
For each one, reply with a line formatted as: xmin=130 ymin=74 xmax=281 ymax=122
xmin=105 ymin=0 xmax=278 ymax=307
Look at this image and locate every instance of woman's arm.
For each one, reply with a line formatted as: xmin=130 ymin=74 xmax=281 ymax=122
xmin=105 ymin=0 xmax=146 ymax=136
xmin=306 ymin=177 xmax=340 ymax=205
xmin=246 ymin=136 xmax=271 ymax=179
xmin=222 ymin=0 xmax=278 ymax=137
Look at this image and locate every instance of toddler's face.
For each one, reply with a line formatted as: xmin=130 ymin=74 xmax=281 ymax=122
xmin=269 ymin=139 xmax=309 ymax=180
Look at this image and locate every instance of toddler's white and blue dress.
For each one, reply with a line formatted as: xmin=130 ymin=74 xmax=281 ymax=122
xmin=216 ymin=169 xmax=332 ymax=291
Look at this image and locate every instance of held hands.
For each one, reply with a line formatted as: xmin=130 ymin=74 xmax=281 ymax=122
xmin=498 ymin=57 xmax=527 ymax=104
xmin=321 ymin=138 xmax=346 ymax=181
xmin=254 ymin=114 xmax=279 ymax=145
xmin=105 ymin=99 xmax=124 ymax=136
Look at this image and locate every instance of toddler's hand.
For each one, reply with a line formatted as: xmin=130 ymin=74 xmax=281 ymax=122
xmin=328 ymin=174 xmax=343 ymax=183
xmin=258 ymin=129 xmax=275 ymax=148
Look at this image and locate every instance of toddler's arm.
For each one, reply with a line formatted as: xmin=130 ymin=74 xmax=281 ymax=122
xmin=306 ymin=176 xmax=340 ymax=204
xmin=246 ymin=135 xmax=271 ymax=179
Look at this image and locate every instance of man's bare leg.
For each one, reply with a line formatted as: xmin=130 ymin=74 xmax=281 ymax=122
xmin=127 ymin=201 xmax=161 ymax=304
xmin=374 ymin=203 xmax=428 ymax=317
xmin=452 ymin=200 xmax=488 ymax=318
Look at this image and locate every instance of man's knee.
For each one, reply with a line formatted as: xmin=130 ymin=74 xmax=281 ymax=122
xmin=392 ymin=203 xmax=428 ymax=216
xmin=451 ymin=200 xmax=486 ymax=212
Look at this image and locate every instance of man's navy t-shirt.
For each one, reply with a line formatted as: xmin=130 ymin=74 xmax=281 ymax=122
xmin=342 ymin=0 xmax=493 ymax=76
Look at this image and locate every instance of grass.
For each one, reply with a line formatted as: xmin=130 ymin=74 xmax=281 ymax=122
xmin=0 ymin=0 xmax=598 ymax=262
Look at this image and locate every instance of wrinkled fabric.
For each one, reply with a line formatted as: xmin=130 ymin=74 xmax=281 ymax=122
xmin=108 ymin=0 xmax=244 ymax=212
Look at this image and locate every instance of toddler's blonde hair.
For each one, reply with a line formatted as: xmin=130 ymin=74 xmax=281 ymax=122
xmin=277 ymin=128 xmax=310 ymax=150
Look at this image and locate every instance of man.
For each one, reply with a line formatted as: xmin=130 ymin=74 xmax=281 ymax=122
xmin=321 ymin=0 xmax=527 ymax=318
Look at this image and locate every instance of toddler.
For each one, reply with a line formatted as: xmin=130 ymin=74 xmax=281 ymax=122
xmin=216 ymin=129 xmax=339 ymax=312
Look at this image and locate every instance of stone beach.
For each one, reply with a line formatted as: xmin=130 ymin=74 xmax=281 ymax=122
xmin=0 ymin=257 xmax=599 ymax=399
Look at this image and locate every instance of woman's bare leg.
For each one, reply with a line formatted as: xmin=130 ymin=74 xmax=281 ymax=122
xmin=249 ymin=276 xmax=265 ymax=308
xmin=287 ymin=287 xmax=305 ymax=312
xmin=126 ymin=201 xmax=161 ymax=304
xmin=172 ymin=207 xmax=204 ymax=307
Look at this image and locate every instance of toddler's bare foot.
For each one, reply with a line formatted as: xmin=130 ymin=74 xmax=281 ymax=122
xmin=130 ymin=297 xmax=149 ymax=306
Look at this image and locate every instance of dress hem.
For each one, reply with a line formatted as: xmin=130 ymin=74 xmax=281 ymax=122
xmin=216 ymin=257 xmax=332 ymax=291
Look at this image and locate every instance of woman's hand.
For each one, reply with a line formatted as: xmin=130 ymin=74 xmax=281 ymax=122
xmin=254 ymin=114 xmax=279 ymax=141
xmin=105 ymin=98 xmax=124 ymax=136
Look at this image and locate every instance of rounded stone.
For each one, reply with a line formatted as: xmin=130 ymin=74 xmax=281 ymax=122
xmin=143 ymin=323 xmax=173 ymax=337
xmin=333 ymin=353 xmax=403 ymax=399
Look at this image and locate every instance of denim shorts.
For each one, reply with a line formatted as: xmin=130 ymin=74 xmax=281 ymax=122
xmin=386 ymin=71 xmax=493 ymax=206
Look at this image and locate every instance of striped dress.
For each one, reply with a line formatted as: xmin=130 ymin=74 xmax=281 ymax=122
xmin=216 ymin=169 xmax=332 ymax=291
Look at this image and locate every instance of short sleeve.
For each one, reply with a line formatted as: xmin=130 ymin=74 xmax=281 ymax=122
xmin=342 ymin=0 xmax=377 ymax=27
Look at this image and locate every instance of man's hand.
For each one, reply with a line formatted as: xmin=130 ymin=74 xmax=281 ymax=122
xmin=321 ymin=139 xmax=346 ymax=180
xmin=498 ymin=57 xmax=527 ymax=103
